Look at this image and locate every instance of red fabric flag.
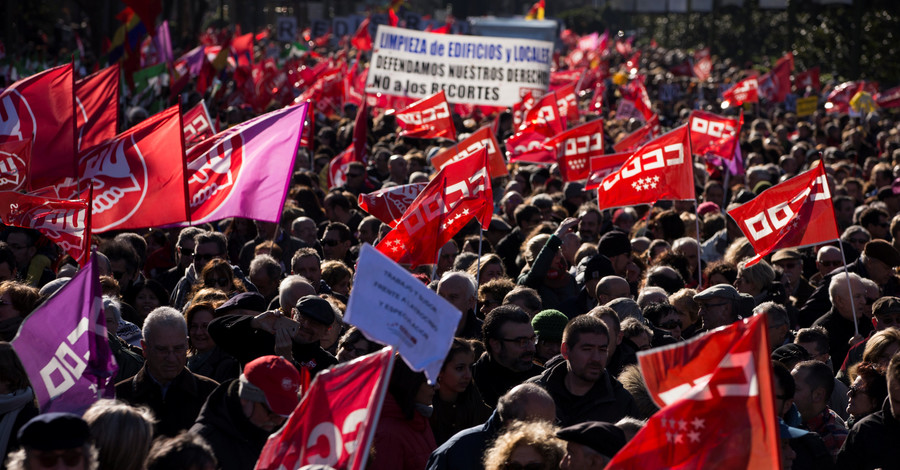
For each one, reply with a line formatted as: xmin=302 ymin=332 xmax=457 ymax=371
xmin=596 ymin=125 xmax=694 ymax=210
xmin=78 ymin=106 xmax=188 ymax=232
xmin=693 ymin=48 xmax=712 ymax=81
xmin=351 ymin=18 xmax=373 ymax=51
xmin=392 ymin=91 xmax=456 ymax=140
xmin=0 ymin=139 xmax=32 ymax=192
xmin=508 ymin=92 xmax=565 ymax=164
xmin=511 ymin=92 xmax=535 ymax=128
xmin=0 ymin=64 xmax=77 ymax=191
xmin=590 ymin=82 xmax=606 ymax=112
xmin=0 ymin=192 xmax=90 ymax=266
xmin=75 ymin=64 xmax=119 ymax=154
xmin=553 ymin=82 xmax=580 ymax=124
xmin=877 ymin=84 xmax=900 ymax=109
xmin=388 ymin=9 xmax=400 ymax=27
xmin=375 ymin=148 xmax=492 ymax=267
xmin=255 ymin=348 xmax=394 ymax=470
xmin=615 ymin=37 xmax=633 ymax=57
xmin=121 ymin=0 xmax=161 ymax=34
xmin=520 ymin=91 xmax=566 ymax=134
xmin=584 ymin=152 xmax=631 ymax=191
xmin=722 ymin=77 xmax=759 ymax=106
xmin=353 ymin=97 xmax=369 ymax=163
xmin=431 ymin=126 xmax=507 ymax=177
xmin=231 ymin=33 xmax=254 ymax=68
xmin=182 ymin=100 xmax=216 ymax=149
xmin=727 ymin=164 xmax=838 ymax=266
xmin=758 ymin=53 xmax=794 ymax=103
xmin=621 ymin=78 xmax=654 ymax=121
xmin=328 ymin=145 xmax=357 ymax=190
xmin=689 ymin=110 xmax=741 ymax=160
xmin=542 ymin=119 xmax=605 ymax=182
xmin=794 ymin=67 xmax=820 ymax=92
xmin=607 ymin=314 xmax=780 ymax=469
xmin=613 ymin=114 xmax=660 ymax=153
xmin=550 ymin=69 xmax=583 ymax=87
xmin=358 ymin=182 xmax=428 ymax=228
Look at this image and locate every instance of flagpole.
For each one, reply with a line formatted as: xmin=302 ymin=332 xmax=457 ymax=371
xmin=837 ymin=241 xmax=860 ymax=336
xmin=694 ymin=205 xmax=702 ymax=286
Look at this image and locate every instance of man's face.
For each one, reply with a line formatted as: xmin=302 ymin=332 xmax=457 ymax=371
xmin=698 ymin=298 xmax=734 ymax=330
xmin=610 ymin=253 xmax=630 ymax=277
xmin=321 ymin=230 xmax=349 ymax=261
xmin=816 ymin=251 xmax=842 ymax=276
xmin=535 ymin=338 xmax=561 ymax=364
xmin=245 ymin=400 xmax=287 ymax=433
xmin=869 ymin=216 xmax=890 ymax=240
xmin=142 ymin=325 xmax=188 ymax=384
xmin=291 ymin=310 xmax=331 ymax=344
xmin=292 ymin=255 xmax=321 ymax=286
xmin=834 ymin=278 xmax=866 ymax=321
xmin=250 ymin=270 xmax=278 ymax=301
xmin=795 ymin=341 xmax=828 ymax=363
xmin=437 ymin=242 xmax=459 ymax=275
xmin=438 ymin=276 xmax=475 ymax=314
xmin=563 ymin=332 xmax=609 ymax=384
xmin=7 ymin=232 xmax=34 ymax=270
xmin=875 ymin=312 xmax=900 ymax=331
xmin=578 ymin=212 xmax=599 ymax=242
xmin=293 ymin=219 xmax=318 ymax=245
xmin=194 ymin=242 xmax=224 ymax=272
xmin=835 ymin=201 xmax=854 ymax=226
xmin=357 ymin=222 xmax=378 ymax=246
xmin=865 ymin=257 xmax=893 ymax=287
xmin=110 ymin=259 xmax=135 ymax=287
xmin=775 ymin=258 xmax=803 ymax=290
xmin=491 ymin=321 xmax=536 ymax=372
xmin=26 ymin=447 xmax=88 ymax=470
xmin=790 ymin=369 xmax=818 ymax=422
xmin=177 ymin=239 xmax=196 ymax=269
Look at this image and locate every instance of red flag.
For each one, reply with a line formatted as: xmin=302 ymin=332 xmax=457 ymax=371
xmin=431 ymin=126 xmax=507 ymax=177
xmin=255 ymin=349 xmax=394 ymax=470
xmin=376 ymin=148 xmax=492 ymax=267
xmin=0 ymin=140 xmax=32 ymax=192
xmin=727 ymin=164 xmax=838 ymax=266
xmin=231 ymin=33 xmax=254 ymax=68
xmin=622 ymin=79 xmax=654 ymax=121
xmin=353 ymin=97 xmax=369 ymax=163
xmin=0 ymin=192 xmax=90 ymax=266
xmin=75 ymin=64 xmax=119 ymax=153
xmin=758 ymin=53 xmax=793 ymax=103
xmin=542 ymin=119 xmax=605 ymax=182
xmin=392 ymin=91 xmax=456 ymax=140
xmin=182 ymin=100 xmax=216 ymax=149
xmin=520 ymin=91 xmax=566 ymax=134
xmin=388 ymin=9 xmax=400 ymax=27
xmin=78 ymin=106 xmax=188 ymax=232
xmin=794 ymin=67 xmax=820 ymax=92
xmin=689 ymin=110 xmax=741 ymax=160
xmin=607 ymin=315 xmax=780 ymax=469
xmin=508 ymin=92 xmax=565 ymax=164
xmin=596 ymin=125 xmax=694 ymax=210
xmin=358 ymin=182 xmax=428 ymax=228
xmin=0 ymin=64 xmax=77 ymax=191
xmin=584 ymin=152 xmax=630 ymax=191
xmin=722 ymin=77 xmax=759 ymax=106
xmin=613 ymin=114 xmax=660 ymax=153
xmin=553 ymin=82 xmax=580 ymax=124
xmin=512 ymin=91 xmax=535 ymax=129
xmin=550 ymin=69 xmax=583 ymax=87
xmin=693 ymin=48 xmax=712 ymax=81
xmin=121 ymin=0 xmax=161 ymax=34
xmin=615 ymin=37 xmax=633 ymax=57
xmin=877 ymin=84 xmax=900 ymax=109
xmin=351 ymin=18 xmax=373 ymax=51
xmin=590 ymin=82 xmax=606 ymax=112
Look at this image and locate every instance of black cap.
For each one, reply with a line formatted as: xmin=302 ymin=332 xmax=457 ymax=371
xmin=576 ymin=254 xmax=615 ymax=284
xmin=216 ymin=292 xmax=267 ymax=315
xmin=295 ymin=295 xmax=336 ymax=325
xmin=18 ymin=413 xmax=91 ymax=450
xmin=772 ymin=343 xmax=810 ymax=365
xmin=598 ymin=231 xmax=631 ymax=258
xmin=556 ymin=421 xmax=626 ymax=458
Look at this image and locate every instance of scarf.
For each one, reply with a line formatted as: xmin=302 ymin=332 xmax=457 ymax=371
xmin=0 ymin=387 xmax=35 ymax=460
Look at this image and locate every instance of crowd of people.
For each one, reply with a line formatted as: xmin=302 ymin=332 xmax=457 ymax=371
xmin=2 ymin=11 xmax=900 ymax=470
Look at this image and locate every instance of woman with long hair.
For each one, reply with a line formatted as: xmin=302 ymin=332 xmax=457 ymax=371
xmin=190 ymin=259 xmax=247 ymax=301
xmin=185 ymin=302 xmax=240 ymax=383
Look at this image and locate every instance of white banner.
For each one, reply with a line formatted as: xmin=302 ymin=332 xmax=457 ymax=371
xmin=345 ymin=244 xmax=461 ymax=384
xmin=366 ymin=25 xmax=553 ymax=107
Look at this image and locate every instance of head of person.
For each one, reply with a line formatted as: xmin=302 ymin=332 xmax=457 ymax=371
xmin=862 ymin=327 xmax=900 ymax=368
xmin=514 ymin=204 xmax=542 ymax=232
xmin=388 ymin=359 xmax=434 ymax=420
xmin=815 ymin=245 xmax=843 ymax=277
xmin=791 ymin=360 xmax=835 ymax=423
xmin=192 ymin=231 xmax=227 ymax=273
xmin=671 ymin=237 xmax=700 ymax=273
xmin=0 ymin=242 xmax=17 ymax=282
xmin=483 ymin=420 xmax=565 ymax=470
xmin=145 ymin=432 xmax=217 ymax=470
xmin=0 ymin=280 xmax=39 ymax=322
xmin=531 ymin=309 xmax=569 ymax=364
xmin=291 ymin=295 xmax=337 ymax=344
xmin=12 ymin=412 xmax=98 ymax=470
xmin=175 ymin=227 xmax=203 ymax=270
xmin=561 ymin=315 xmax=610 ymax=385
xmin=336 ymin=326 xmax=381 ymax=363
xmin=0 ymin=341 xmax=28 ymax=396
xmin=669 ymin=288 xmax=699 ymax=330
xmin=199 ymin=259 xmax=242 ymax=294
xmin=321 ymin=222 xmax=353 ymax=261
xmin=502 ymin=286 xmax=542 ymax=318
xmin=184 ymin=302 xmax=218 ymax=355
xmin=860 ymin=206 xmax=890 ymax=240
xmin=642 ymin=266 xmax=685 ymax=296
xmin=438 ymin=271 xmax=477 ymax=315
xmin=320 ymin=260 xmax=353 ymax=297
xmin=557 ymin=421 xmax=627 ymax=470
xmin=496 ymin=383 xmax=557 ymax=425
xmin=793 ymin=326 xmax=831 ymax=364
xmin=479 ymin=278 xmax=517 ymax=318
xmin=828 ymin=271 xmax=866 ymax=321
xmin=772 ymin=361 xmax=796 ymax=421
xmin=523 ymin=235 xmax=567 ymax=284
xmin=100 ymin=239 xmax=141 ymax=290
xmin=290 ymin=248 xmax=322 ymax=287
xmin=483 ymin=305 xmax=536 ymax=372
xmin=141 ymin=307 xmax=189 ymax=385
xmin=693 ymin=284 xmax=744 ymax=331
xmin=291 ymin=217 xmax=318 ymax=246
xmin=436 ymin=240 xmax=459 ymax=276
xmin=83 ymin=399 xmax=155 ymax=470
xmin=861 ymin=240 xmax=900 ymax=286
xmin=5 ymin=228 xmax=38 ymax=272
xmin=468 ymin=254 xmax=506 ymax=285
xmin=438 ymin=338 xmax=476 ymax=397
xmin=595 ymin=276 xmax=631 ymax=306
xmin=847 ymin=361 xmax=888 ymax=421
xmin=239 ymin=355 xmax=301 ymax=432
xmin=277 ymin=275 xmax=316 ymax=314
xmin=753 ymin=301 xmax=791 ymax=351
xmin=734 ymin=260 xmax=776 ymax=297
xmin=343 ymin=161 xmax=368 ymax=189
xmin=249 ymin=255 xmax=283 ymax=302
xmin=576 ymin=205 xmax=601 ymax=243
xmin=356 ymin=216 xmax=383 ymax=246
xmin=124 ymin=279 xmax=170 ymax=319
xmin=621 ymin=317 xmax=653 ymax=352
xmin=873 ymin=297 xmax=900 ymax=331
xmin=642 ymin=301 xmax=683 ymax=340
xmin=598 ymin=231 xmax=632 ymax=277
xmin=771 ymin=249 xmax=803 ymax=289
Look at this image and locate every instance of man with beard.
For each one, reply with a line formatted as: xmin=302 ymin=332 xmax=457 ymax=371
xmin=473 ymin=305 xmax=544 ymax=407
xmin=529 ymin=315 xmax=637 ymax=426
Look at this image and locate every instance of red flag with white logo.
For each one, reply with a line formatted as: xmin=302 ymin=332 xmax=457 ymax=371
xmin=508 ymin=93 xmax=564 ymax=164
xmin=431 ymin=126 xmax=507 ymax=178
xmin=392 ymin=90 xmax=456 ymax=140
xmin=327 ymin=145 xmax=357 ymax=190
xmin=596 ymin=125 xmax=694 ymax=210
xmin=358 ymin=182 xmax=428 ymax=228
xmin=77 ymin=105 xmax=187 ymax=232
xmin=693 ymin=48 xmax=712 ymax=81
xmin=689 ymin=110 xmax=741 ymax=160
xmin=0 ymin=64 xmax=77 ymax=191
xmin=520 ymin=91 xmax=566 ymax=134
xmin=182 ymin=99 xmax=216 ymax=149
xmin=0 ymin=191 xmax=90 ymax=266
xmin=723 ymin=77 xmax=759 ymax=106
xmin=613 ymin=114 xmax=660 ymax=153
xmin=376 ymin=148 xmax=492 ymax=267
xmin=553 ymin=82 xmax=580 ymax=124
xmin=255 ymin=348 xmax=394 ymax=470
xmin=584 ymin=152 xmax=630 ymax=191
xmin=758 ymin=53 xmax=793 ymax=103
xmin=794 ymin=67 xmax=820 ymax=92
xmin=607 ymin=314 xmax=780 ymax=469
xmin=0 ymin=139 xmax=32 ymax=192
xmin=542 ymin=119 xmax=605 ymax=182
xmin=512 ymin=92 xmax=535 ymax=129
xmin=727 ymin=164 xmax=838 ymax=266
xmin=75 ymin=64 xmax=119 ymax=154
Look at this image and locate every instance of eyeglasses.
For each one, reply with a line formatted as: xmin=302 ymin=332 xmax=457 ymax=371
xmin=207 ymin=277 xmax=231 ymax=288
xmin=500 ymin=335 xmax=537 ymax=347
xmin=178 ymin=246 xmax=195 ymax=257
xmin=849 ymin=385 xmax=869 ymax=398
xmin=29 ymin=449 xmax=84 ymax=467
xmin=503 ymin=462 xmax=544 ymax=470
xmin=321 ymin=239 xmax=342 ymax=247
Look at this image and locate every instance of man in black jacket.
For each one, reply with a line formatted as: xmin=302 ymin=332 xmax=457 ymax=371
xmin=530 ymin=315 xmax=637 ymax=427
xmin=472 ymin=305 xmax=543 ymax=407
xmin=191 ymin=355 xmax=301 ymax=470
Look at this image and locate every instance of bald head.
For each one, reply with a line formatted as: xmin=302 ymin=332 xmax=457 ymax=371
xmin=596 ymin=276 xmax=630 ymax=305
xmin=279 ymin=275 xmax=316 ymax=311
xmin=497 ymin=383 xmax=556 ymax=424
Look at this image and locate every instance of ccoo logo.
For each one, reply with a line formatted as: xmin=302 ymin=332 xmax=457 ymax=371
xmin=0 ymin=91 xmax=37 ymax=146
xmin=81 ymin=135 xmax=148 ymax=231
xmin=187 ymin=133 xmax=244 ymax=221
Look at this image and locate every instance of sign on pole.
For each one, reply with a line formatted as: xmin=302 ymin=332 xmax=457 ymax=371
xmin=276 ymin=16 xmax=298 ymax=43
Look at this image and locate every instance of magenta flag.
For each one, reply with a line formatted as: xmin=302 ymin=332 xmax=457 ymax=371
xmin=186 ymin=102 xmax=307 ymax=224
xmin=11 ymin=255 xmax=117 ymax=414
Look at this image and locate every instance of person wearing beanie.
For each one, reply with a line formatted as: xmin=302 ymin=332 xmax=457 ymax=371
xmin=7 ymin=412 xmax=98 ymax=470
xmin=532 ymin=309 xmax=570 ymax=366
xmin=598 ymin=231 xmax=632 ymax=278
xmin=190 ymin=355 xmax=301 ymax=470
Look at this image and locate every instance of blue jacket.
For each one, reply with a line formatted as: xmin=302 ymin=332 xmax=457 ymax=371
xmin=425 ymin=410 xmax=502 ymax=470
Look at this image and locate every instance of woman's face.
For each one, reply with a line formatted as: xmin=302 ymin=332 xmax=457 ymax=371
xmin=332 ymin=276 xmax=351 ymax=297
xmin=337 ymin=338 xmax=370 ymax=363
xmin=481 ymin=262 xmax=504 ymax=284
xmin=439 ymin=350 xmax=474 ymax=396
xmin=205 ymin=271 xmax=233 ymax=291
xmin=189 ymin=309 xmax=215 ymax=352
xmin=734 ymin=271 xmax=761 ymax=296
xmin=0 ymin=292 xmax=20 ymax=321
xmin=134 ymin=287 xmax=161 ymax=317
xmin=847 ymin=376 xmax=878 ymax=419
xmin=505 ymin=444 xmax=545 ymax=470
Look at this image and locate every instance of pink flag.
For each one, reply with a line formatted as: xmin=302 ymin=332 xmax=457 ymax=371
xmin=187 ymin=102 xmax=308 ymax=224
xmin=11 ymin=256 xmax=117 ymax=414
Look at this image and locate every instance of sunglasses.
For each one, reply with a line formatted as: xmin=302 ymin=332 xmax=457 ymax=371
xmin=195 ymin=253 xmax=222 ymax=262
xmin=207 ymin=277 xmax=231 ymax=288
xmin=29 ymin=449 xmax=84 ymax=467
xmin=178 ymin=246 xmax=195 ymax=256
xmin=321 ymin=239 xmax=342 ymax=247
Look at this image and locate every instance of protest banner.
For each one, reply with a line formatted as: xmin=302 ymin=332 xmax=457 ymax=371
xmin=366 ymin=25 xmax=553 ymax=107
xmin=345 ymin=244 xmax=461 ymax=384
xmin=796 ymin=96 xmax=818 ymax=117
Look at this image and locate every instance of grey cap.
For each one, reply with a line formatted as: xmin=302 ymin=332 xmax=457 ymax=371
xmin=693 ymin=284 xmax=742 ymax=302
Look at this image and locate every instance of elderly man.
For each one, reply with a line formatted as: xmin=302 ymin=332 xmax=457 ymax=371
xmin=810 ymin=246 xmax=843 ymax=286
xmin=811 ymin=272 xmax=872 ymax=368
xmin=8 ymin=413 xmax=98 ymax=470
xmin=693 ymin=284 xmax=755 ymax=332
xmin=837 ymin=354 xmax=900 ymax=468
xmin=116 ymin=307 xmax=218 ymax=436
xmin=473 ymin=305 xmax=544 ymax=407
xmin=771 ymin=248 xmax=815 ymax=309
xmin=437 ymin=271 xmax=482 ymax=340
